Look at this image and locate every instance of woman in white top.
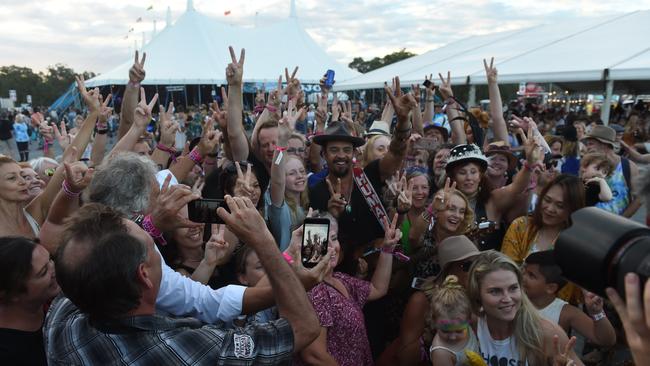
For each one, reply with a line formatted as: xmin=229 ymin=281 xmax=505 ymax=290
xmin=467 ymin=250 xmax=583 ymax=366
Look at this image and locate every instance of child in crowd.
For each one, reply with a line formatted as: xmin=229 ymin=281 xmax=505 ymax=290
xmin=429 ymin=275 xmax=479 ymax=366
xmin=522 ymin=251 xmax=616 ymax=347
xmin=234 ymin=245 xmax=277 ymax=325
xmin=579 ymin=153 xmax=614 ymax=206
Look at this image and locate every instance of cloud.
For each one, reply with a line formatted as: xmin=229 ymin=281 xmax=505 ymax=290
xmin=1 ymin=0 xmax=649 ymax=74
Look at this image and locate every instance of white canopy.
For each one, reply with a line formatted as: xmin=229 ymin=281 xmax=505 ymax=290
xmin=335 ymin=10 xmax=650 ymax=91
xmin=86 ymin=3 xmax=358 ymax=87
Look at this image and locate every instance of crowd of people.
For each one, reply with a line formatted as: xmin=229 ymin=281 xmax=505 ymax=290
xmin=1 ymin=48 xmax=650 ymax=366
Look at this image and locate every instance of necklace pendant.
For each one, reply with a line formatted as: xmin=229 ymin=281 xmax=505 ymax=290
xmin=345 ymin=204 xmax=352 ymax=214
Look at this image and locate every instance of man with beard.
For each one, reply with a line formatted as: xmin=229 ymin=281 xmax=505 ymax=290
xmin=308 ymin=79 xmax=415 ymax=263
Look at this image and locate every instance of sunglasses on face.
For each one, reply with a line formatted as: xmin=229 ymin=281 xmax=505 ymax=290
xmin=287 ymin=147 xmax=305 ymax=154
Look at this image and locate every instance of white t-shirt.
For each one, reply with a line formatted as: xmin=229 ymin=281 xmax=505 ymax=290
xmin=538 ymin=297 xmax=568 ymax=325
xmin=477 ymin=316 xmax=528 ymax=366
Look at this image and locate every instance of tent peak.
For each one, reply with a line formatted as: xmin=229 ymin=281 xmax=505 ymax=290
xmin=289 ymin=0 xmax=297 ymax=18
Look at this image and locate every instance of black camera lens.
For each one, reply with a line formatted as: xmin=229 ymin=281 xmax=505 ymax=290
xmin=555 ymin=207 xmax=650 ymax=298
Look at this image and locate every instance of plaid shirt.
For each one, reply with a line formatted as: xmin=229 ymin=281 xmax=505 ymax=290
xmin=44 ymin=295 xmax=294 ymax=365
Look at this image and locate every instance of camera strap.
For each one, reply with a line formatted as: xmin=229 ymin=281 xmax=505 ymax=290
xmin=352 ymin=167 xmax=388 ymax=231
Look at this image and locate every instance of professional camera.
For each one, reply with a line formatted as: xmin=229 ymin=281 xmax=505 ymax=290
xmin=555 ymin=207 xmax=650 ymax=297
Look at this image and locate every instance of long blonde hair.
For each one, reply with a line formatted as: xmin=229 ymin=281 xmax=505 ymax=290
xmin=467 ymin=251 xmax=546 ymax=365
xmin=284 ymin=155 xmax=309 ymax=228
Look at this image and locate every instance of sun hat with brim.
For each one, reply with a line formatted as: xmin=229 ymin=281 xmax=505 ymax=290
xmin=581 ymin=125 xmax=616 ymax=148
xmin=366 ymin=120 xmax=390 ymax=137
xmin=485 ymin=140 xmax=517 ymax=170
xmin=424 ymin=122 xmax=449 ymax=142
xmin=438 ymin=235 xmax=481 ymax=271
xmin=445 ymin=144 xmax=488 ymax=175
xmin=312 ymin=122 xmax=365 ymax=148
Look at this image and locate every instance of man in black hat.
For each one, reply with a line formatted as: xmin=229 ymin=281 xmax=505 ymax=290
xmin=309 ymin=80 xmax=415 ymax=256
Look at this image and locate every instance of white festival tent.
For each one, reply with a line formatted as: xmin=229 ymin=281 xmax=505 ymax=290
xmin=334 ymin=10 xmax=650 ymax=120
xmin=85 ymin=0 xmax=358 ymax=87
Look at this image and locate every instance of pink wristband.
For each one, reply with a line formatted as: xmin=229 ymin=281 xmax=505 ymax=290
xmin=282 ymin=252 xmax=294 ymax=264
xmin=62 ymin=180 xmax=81 ymax=197
xmin=157 ymin=143 xmax=178 ymax=163
xmin=189 ymin=148 xmax=203 ymax=165
xmin=265 ymin=104 xmax=278 ymax=113
xmin=142 ymin=215 xmax=167 ymax=246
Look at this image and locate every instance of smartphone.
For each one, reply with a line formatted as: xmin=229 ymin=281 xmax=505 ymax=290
xmin=411 ymin=277 xmax=427 ymax=290
xmin=423 ymin=79 xmax=432 ymax=88
xmin=187 ymin=199 xmax=227 ymax=224
xmin=324 ymin=70 xmax=335 ymax=88
xmin=413 ymin=137 xmax=439 ymax=150
xmin=301 ymin=218 xmax=330 ymax=268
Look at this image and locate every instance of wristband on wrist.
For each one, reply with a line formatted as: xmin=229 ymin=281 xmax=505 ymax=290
xmin=282 ymin=252 xmax=294 ymax=265
xmin=157 ymin=143 xmax=178 ymax=163
xmin=591 ymin=311 xmax=606 ymax=321
xmin=128 ymin=81 xmax=140 ymax=88
xmin=62 ymin=180 xmax=81 ymax=197
xmin=265 ymin=104 xmax=278 ymax=113
xmin=142 ymin=215 xmax=167 ymax=246
xmin=189 ymin=148 xmax=204 ymax=165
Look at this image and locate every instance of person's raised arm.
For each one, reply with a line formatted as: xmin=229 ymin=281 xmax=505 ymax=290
xmin=484 ymin=58 xmax=509 ymax=144
xmin=623 ymin=159 xmax=642 ymax=218
xmin=438 ymin=72 xmax=466 ymax=145
xmin=270 ymin=101 xmax=302 ymax=207
xmin=561 ymin=291 xmax=616 ymax=346
xmin=118 ymin=51 xmax=146 ymax=139
xmin=410 ymin=83 xmax=424 ymax=136
xmin=90 ymin=95 xmax=113 ymax=167
xmin=379 ymin=76 xmax=416 ymax=181
xmin=151 ymin=102 xmax=179 ymax=169
xmin=218 ymin=195 xmax=320 ymax=352
xmin=190 ymin=224 xmax=231 ymax=284
xmin=169 ymin=118 xmax=220 ymax=184
xmin=368 ymin=214 xmax=400 ymax=301
xmin=109 ymin=88 xmax=158 ymax=155
xmin=422 ymin=74 xmax=435 ymax=126
xmin=308 ymin=79 xmax=329 ymax=172
xmin=225 ymin=46 xmax=248 ymax=161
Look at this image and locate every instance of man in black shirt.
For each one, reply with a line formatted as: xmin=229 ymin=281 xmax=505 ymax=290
xmin=0 ymin=112 xmax=15 ymax=159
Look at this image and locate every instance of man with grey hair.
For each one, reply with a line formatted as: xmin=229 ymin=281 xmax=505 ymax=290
xmin=86 ymin=152 xmax=272 ymax=323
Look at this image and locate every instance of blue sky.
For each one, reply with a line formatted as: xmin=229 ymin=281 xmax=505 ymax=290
xmin=1 ymin=0 xmax=649 ymax=73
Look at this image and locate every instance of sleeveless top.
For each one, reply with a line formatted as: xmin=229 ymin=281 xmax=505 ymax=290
xmin=23 ymin=209 xmax=40 ymax=237
xmin=595 ymin=160 xmax=629 ymax=215
xmin=538 ymin=297 xmax=568 ymax=325
xmin=477 ymin=316 xmax=528 ymax=366
xmin=429 ymin=327 xmax=479 ymax=365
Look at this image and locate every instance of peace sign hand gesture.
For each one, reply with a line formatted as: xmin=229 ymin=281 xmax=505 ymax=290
xmin=226 ymin=46 xmax=245 ymax=86
xmin=432 ymin=177 xmax=457 ymax=212
xmin=483 ymin=57 xmax=498 ymax=84
xmin=133 ymin=87 xmax=159 ymax=130
xmin=52 ymin=121 xmax=71 ymax=151
xmin=198 ymin=115 xmax=220 ymax=156
xmin=551 ymin=335 xmax=578 ymax=366
xmin=129 ymin=51 xmax=146 ymax=84
xmin=285 ymin=66 xmax=300 ymax=98
xmin=204 ymin=224 xmax=232 ymax=266
xmin=397 ymin=178 xmax=413 ymax=214
xmin=382 ymin=213 xmax=403 ymax=250
xmin=235 ymin=161 xmax=254 ymax=194
xmin=326 ymin=177 xmax=347 ymax=218
xmin=521 ymin=125 xmax=541 ymax=167
xmin=385 ymin=76 xmax=416 ymax=121
xmin=98 ymin=94 xmax=113 ymax=124
xmin=437 ymin=71 xmax=454 ymax=100
xmin=159 ymin=102 xmax=179 ymax=147
xmin=424 ymin=74 xmax=436 ymax=99
xmin=75 ymin=75 xmax=101 ymax=113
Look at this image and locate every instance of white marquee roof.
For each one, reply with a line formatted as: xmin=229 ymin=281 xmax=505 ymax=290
xmin=86 ymin=4 xmax=358 ymax=87
xmin=335 ymin=10 xmax=650 ymax=91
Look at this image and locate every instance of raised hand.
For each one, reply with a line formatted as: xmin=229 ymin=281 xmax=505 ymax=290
xmin=385 ymin=76 xmax=416 ymax=121
xmin=331 ymin=93 xmax=341 ymax=122
xmin=284 ymin=220 xmax=335 ymax=288
xmin=75 ymin=75 xmax=101 ymax=112
xmin=583 ymin=290 xmax=605 ymax=316
xmin=437 ymin=71 xmax=454 ymax=100
xmin=235 ymin=161 xmax=253 ymax=194
xmin=63 ymin=161 xmax=94 ymax=194
xmin=521 ymin=125 xmax=541 ymax=166
xmin=255 ymin=87 xmax=266 ymax=107
xmin=551 ymin=335 xmax=578 ymax=366
xmin=606 ymin=273 xmax=650 ymax=366
xmin=226 ymin=46 xmax=245 ymax=86
xmin=397 ymin=178 xmax=413 ymax=214
xmin=411 ymin=83 xmax=421 ymax=105
xmin=210 ymin=87 xmax=229 ymax=130
xmin=129 ymin=50 xmax=146 ymax=84
xmin=192 ymin=176 xmax=205 ymax=197
xmin=217 ymin=195 xmax=269 ymax=248
xmin=197 ymin=115 xmax=219 ymax=156
xmin=150 ymin=174 xmax=202 ymax=232
xmin=284 ymin=66 xmax=301 ymax=98
xmin=204 ymin=224 xmax=231 ymax=266
xmin=133 ymin=87 xmax=159 ymax=129
xmin=483 ymin=57 xmax=498 ymax=84
xmin=52 ymin=121 xmax=71 ymax=150
xmin=98 ymin=94 xmax=113 ymax=124
xmin=432 ymin=177 xmax=457 ymax=212
xmin=159 ymin=102 xmax=179 ymax=147
xmin=315 ymin=92 xmax=328 ymax=128
xmin=381 ymin=213 xmax=403 ymax=249
xmin=424 ymin=74 xmax=436 ymax=99
xmin=326 ymin=177 xmax=347 ymax=218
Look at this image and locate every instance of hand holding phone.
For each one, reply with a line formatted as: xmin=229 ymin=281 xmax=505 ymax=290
xmin=187 ymin=199 xmax=228 ymax=223
xmin=301 ymin=218 xmax=330 ymax=268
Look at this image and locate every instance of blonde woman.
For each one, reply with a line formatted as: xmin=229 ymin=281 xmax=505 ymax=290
xmin=362 ymin=134 xmax=391 ymax=167
xmin=468 ymin=250 xmax=583 ymax=365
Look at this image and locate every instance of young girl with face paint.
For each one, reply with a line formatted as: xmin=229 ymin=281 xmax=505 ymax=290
xmin=429 ymin=275 xmax=479 ymax=366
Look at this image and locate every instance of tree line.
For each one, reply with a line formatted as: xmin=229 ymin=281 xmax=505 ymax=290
xmin=0 ymin=64 xmax=96 ymax=107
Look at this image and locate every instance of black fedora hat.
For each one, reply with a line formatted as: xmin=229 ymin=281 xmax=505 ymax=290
xmin=445 ymin=143 xmax=488 ymax=175
xmin=312 ymin=122 xmax=365 ymax=147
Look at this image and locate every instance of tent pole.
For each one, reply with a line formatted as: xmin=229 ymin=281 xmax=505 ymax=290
xmin=468 ymin=85 xmax=476 ymax=107
xmin=601 ymin=79 xmax=614 ymax=125
xmin=198 ymin=84 xmax=202 ymax=106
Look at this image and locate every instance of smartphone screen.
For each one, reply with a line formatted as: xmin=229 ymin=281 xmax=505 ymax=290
xmin=301 ymin=218 xmax=330 ymax=268
xmin=187 ymin=199 xmax=226 ymax=223
xmin=411 ymin=277 xmax=427 ymax=290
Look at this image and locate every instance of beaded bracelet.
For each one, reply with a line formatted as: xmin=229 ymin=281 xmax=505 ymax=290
xmin=62 ymin=180 xmax=81 ymax=198
xmin=189 ymin=148 xmax=203 ymax=165
xmin=142 ymin=215 xmax=167 ymax=246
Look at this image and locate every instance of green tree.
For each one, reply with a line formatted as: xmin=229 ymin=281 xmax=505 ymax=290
xmin=348 ymin=49 xmax=416 ymax=74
